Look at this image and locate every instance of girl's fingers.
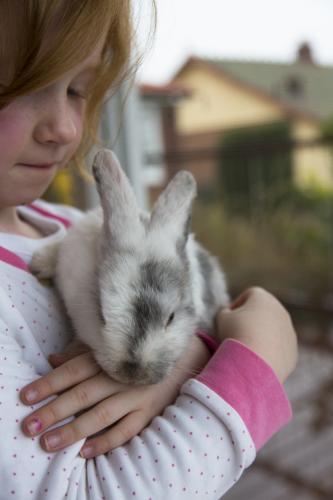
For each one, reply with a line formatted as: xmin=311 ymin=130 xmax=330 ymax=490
xmin=39 ymin=389 xmax=139 ymax=453
xmin=20 ymin=352 xmax=100 ymax=405
xmin=48 ymin=352 xmax=78 ymax=367
xmin=48 ymin=341 xmax=90 ymax=367
xmin=21 ymin=372 xmax=123 ymax=438
xmin=80 ymin=410 xmax=148 ymax=458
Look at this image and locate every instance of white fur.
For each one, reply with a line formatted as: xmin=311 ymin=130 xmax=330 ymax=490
xmin=30 ymin=150 xmax=229 ymax=385
xmin=186 ymin=234 xmax=206 ymax=319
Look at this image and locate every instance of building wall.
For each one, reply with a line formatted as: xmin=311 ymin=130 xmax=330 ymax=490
xmin=174 ymin=65 xmax=284 ymax=134
xmin=172 ymin=64 xmax=333 ymax=191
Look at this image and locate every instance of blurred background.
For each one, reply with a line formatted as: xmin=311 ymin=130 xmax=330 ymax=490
xmin=45 ymin=1 xmax=333 ymax=498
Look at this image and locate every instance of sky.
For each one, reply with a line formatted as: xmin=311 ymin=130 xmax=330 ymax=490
xmin=135 ymin=0 xmax=333 ymax=84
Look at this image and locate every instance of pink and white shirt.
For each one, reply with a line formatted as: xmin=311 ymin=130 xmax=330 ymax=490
xmin=0 ymin=200 xmax=292 ymax=499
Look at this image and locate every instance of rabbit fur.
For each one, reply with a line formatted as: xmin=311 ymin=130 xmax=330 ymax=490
xmin=30 ymin=150 xmax=229 ymax=385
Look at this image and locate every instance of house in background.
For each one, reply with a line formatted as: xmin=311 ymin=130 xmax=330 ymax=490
xmin=163 ymin=43 xmax=333 ymax=193
xmin=46 ymin=43 xmax=333 ymax=211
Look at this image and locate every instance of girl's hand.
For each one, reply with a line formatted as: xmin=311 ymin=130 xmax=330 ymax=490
xmin=215 ymin=286 xmax=298 ymax=383
xmin=19 ymin=336 xmax=210 ymax=458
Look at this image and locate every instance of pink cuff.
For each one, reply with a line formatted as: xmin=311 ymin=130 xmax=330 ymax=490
xmin=196 ymin=339 xmax=292 ymax=450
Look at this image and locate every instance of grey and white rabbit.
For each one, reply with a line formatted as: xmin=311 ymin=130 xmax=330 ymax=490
xmin=30 ymin=149 xmax=229 ymax=385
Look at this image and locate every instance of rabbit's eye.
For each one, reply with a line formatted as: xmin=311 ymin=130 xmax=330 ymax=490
xmin=166 ymin=312 xmax=175 ymax=328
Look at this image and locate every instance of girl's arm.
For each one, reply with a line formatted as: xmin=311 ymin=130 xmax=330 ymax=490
xmin=0 ymin=287 xmax=296 ymax=499
xmin=20 ymin=335 xmax=211 ymax=457
xmin=19 ymin=287 xmax=296 ymax=458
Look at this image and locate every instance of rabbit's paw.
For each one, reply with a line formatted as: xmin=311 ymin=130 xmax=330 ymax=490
xmin=29 ymin=243 xmax=59 ymax=279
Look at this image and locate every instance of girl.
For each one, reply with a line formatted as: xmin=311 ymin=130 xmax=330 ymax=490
xmin=0 ymin=1 xmax=297 ymax=498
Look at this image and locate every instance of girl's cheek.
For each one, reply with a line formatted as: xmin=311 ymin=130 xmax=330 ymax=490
xmin=77 ymin=119 xmax=83 ymax=145
xmin=0 ymin=105 xmax=29 ymax=155
xmin=71 ymin=112 xmax=85 ymax=149
xmin=75 ymin=102 xmax=86 ymax=131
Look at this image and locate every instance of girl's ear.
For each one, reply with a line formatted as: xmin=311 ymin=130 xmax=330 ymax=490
xmin=149 ymin=170 xmax=197 ymax=242
xmin=92 ymin=149 xmax=144 ymax=248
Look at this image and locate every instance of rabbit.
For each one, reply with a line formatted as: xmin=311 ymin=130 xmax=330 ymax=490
xmin=30 ymin=149 xmax=229 ymax=385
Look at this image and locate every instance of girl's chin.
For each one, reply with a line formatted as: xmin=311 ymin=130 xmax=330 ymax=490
xmin=14 ymin=179 xmax=58 ymax=205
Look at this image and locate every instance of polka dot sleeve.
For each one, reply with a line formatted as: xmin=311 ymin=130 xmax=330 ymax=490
xmin=0 ymin=266 xmax=260 ymax=499
xmin=0 ymin=315 xmax=255 ymax=499
xmin=89 ymin=380 xmax=255 ymax=500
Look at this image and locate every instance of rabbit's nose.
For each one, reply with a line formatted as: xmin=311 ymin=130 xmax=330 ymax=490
xmin=122 ymin=360 xmax=140 ymax=379
xmin=120 ymin=360 xmax=168 ymax=385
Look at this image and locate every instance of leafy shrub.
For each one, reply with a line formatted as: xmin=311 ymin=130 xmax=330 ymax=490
xmin=192 ymin=189 xmax=333 ymax=302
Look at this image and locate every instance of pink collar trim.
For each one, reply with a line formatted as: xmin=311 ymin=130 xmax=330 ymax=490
xmin=28 ymin=203 xmax=72 ymax=228
xmin=0 ymin=246 xmax=29 ymax=272
xmin=0 ymin=203 xmax=72 ymax=271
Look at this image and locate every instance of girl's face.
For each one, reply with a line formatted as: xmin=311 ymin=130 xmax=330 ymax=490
xmin=0 ymin=41 xmax=104 ymax=208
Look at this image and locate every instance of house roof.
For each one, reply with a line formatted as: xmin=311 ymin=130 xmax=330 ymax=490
xmin=173 ymin=52 xmax=333 ymax=122
xmin=207 ymin=58 xmax=333 ymax=121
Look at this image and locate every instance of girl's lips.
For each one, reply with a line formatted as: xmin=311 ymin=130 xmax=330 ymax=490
xmin=18 ymin=163 xmax=56 ymax=170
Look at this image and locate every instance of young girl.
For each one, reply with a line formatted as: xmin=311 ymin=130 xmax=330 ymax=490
xmin=0 ymin=1 xmax=297 ymax=498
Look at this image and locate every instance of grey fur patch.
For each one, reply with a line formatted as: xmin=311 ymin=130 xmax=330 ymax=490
xmin=140 ymin=260 xmax=164 ymax=292
xmin=175 ymin=215 xmax=192 ymax=260
xmin=140 ymin=259 xmax=184 ymax=293
xmin=127 ymin=258 xmax=193 ymax=370
xmin=196 ymin=246 xmax=216 ymax=311
xmin=132 ymin=292 xmax=163 ymax=340
xmin=90 ymin=271 xmax=106 ymax=326
xmin=184 ymin=213 xmax=192 ymax=241
xmin=128 ymin=258 xmax=188 ymax=343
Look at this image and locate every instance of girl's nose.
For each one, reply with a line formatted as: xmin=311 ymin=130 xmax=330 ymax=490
xmin=34 ymin=98 xmax=79 ymax=146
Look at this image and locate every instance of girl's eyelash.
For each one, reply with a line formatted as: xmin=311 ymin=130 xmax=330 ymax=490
xmin=68 ymin=87 xmax=86 ymax=100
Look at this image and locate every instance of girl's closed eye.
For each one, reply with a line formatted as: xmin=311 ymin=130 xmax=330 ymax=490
xmin=68 ymin=87 xmax=87 ymax=100
xmin=67 ymin=65 xmax=98 ymax=101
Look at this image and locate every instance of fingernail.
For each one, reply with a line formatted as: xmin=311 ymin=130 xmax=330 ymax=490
xmin=44 ymin=433 xmax=62 ymax=450
xmin=80 ymin=445 xmax=94 ymax=458
xmin=26 ymin=417 xmax=43 ymax=435
xmin=25 ymin=389 xmax=38 ymax=402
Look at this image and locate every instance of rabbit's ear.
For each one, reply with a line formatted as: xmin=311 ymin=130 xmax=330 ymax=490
xmin=149 ymin=170 xmax=197 ymax=242
xmin=92 ymin=149 xmax=143 ymax=247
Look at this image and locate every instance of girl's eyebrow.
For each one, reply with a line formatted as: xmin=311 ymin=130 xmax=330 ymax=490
xmin=72 ymin=68 xmax=99 ymax=86
xmin=79 ymin=65 xmax=100 ymax=76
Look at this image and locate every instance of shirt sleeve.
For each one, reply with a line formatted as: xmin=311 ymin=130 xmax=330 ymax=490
xmin=0 ymin=317 xmax=291 ymax=499
xmin=196 ymin=339 xmax=292 ymax=450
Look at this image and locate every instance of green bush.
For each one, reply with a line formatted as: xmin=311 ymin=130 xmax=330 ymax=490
xmin=192 ymin=190 xmax=333 ymax=302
